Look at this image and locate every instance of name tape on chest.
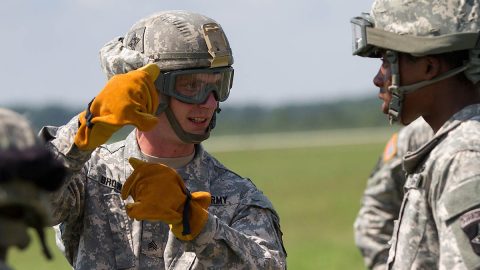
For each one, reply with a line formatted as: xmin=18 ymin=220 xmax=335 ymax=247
xmin=99 ymin=175 xmax=123 ymax=193
xmin=211 ymin=195 xmax=228 ymax=205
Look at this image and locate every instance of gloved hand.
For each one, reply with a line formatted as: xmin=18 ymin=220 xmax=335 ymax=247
xmin=121 ymin=157 xmax=211 ymax=241
xmin=74 ymin=64 xmax=161 ymax=151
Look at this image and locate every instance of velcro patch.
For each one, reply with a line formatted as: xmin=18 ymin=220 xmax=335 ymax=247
xmin=460 ymin=208 xmax=480 ymax=255
xmin=125 ymin=27 xmax=145 ymax=52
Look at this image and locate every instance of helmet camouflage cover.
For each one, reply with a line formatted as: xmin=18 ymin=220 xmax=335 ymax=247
xmin=0 ymin=108 xmax=47 ymax=221
xmin=351 ymin=0 xmax=480 ymax=123
xmin=98 ymin=10 xmax=235 ymax=144
xmin=364 ymin=0 xmax=480 ymax=85
xmin=100 ymin=10 xmax=234 ymax=78
xmin=352 ymin=0 xmax=480 ymax=57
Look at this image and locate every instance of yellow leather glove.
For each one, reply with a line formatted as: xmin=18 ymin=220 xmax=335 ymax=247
xmin=74 ymin=64 xmax=161 ymax=151
xmin=121 ymin=157 xmax=211 ymax=241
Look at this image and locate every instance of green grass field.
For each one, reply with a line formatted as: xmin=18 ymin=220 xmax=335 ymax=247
xmin=7 ymin=128 xmax=392 ymax=269
xmin=213 ymin=143 xmax=384 ymax=269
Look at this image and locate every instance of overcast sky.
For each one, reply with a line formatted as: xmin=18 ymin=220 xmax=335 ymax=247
xmin=1 ymin=0 xmax=378 ymax=108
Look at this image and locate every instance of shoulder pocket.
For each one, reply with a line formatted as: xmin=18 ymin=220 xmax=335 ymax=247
xmin=249 ymin=191 xmax=275 ymax=212
xmin=442 ymin=179 xmax=480 ymax=221
xmin=441 ymin=178 xmax=480 ymax=269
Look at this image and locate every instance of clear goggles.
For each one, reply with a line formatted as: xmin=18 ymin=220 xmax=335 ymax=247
xmin=350 ymin=13 xmax=377 ymax=57
xmin=155 ymin=66 xmax=234 ymax=104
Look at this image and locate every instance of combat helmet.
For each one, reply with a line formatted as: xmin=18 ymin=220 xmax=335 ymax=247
xmin=99 ymin=11 xmax=234 ymax=143
xmin=0 ymin=108 xmax=65 ymax=260
xmin=351 ymin=0 xmax=480 ymax=123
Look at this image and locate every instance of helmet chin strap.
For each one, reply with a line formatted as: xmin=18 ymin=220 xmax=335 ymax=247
xmin=164 ymin=107 xmax=211 ymax=144
xmin=386 ymin=50 xmax=402 ymax=124
xmin=386 ymin=50 xmax=470 ymax=124
xmin=158 ymin=95 xmax=219 ymax=144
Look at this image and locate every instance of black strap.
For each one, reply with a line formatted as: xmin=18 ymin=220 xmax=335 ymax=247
xmin=85 ymin=98 xmax=95 ymax=128
xmin=182 ymin=189 xmax=192 ymax=235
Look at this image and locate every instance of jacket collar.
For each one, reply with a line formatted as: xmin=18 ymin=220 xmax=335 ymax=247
xmin=123 ymin=130 xmax=211 ymax=192
xmin=403 ymin=103 xmax=480 ymax=173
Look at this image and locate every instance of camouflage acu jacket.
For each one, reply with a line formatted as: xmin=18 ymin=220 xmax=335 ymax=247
xmin=354 ymin=118 xmax=433 ymax=270
xmin=40 ymin=116 xmax=286 ymax=270
xmin=387 ymin=104 xmax=480 ymax=269
xmin=0 ymin=261 xmax=11 ymax=270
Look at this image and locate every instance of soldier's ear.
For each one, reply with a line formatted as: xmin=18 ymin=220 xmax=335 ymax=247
xmin=423 ymin=56 xmax=442 ymax=80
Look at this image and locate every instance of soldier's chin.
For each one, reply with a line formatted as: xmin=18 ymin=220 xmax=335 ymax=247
xmin=187 ymin=128 xmax=208 ymax=135
xmin=192 ymin=131 xmax=207 ymax=137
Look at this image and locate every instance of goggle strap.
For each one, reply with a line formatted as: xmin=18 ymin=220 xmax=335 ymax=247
xmin=148 ymin=52 xmax=211 ymax=61
xmin=386 ymin=50 xmax=402 ymax=124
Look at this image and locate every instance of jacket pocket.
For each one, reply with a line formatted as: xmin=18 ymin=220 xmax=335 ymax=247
xmin=140 ymin=221 xmax=167 ymax=259
xmin=386 ymin=219 xmax=399 ymax=266
xmin=104 ymin=193 xmax=136 ymax=269
xmin=167 ymin=250 xmax=197 ymax=270
xmin=387 ymin=188 xmax=428 ymax=269
xmin=440 ymin=179 xmax=480 ymax=269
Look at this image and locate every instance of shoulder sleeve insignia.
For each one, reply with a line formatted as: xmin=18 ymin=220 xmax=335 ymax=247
xmin=382 ymin=133 xmax=398 ymax=163
xmin=460 ymin=208 xmax=480 ymax=255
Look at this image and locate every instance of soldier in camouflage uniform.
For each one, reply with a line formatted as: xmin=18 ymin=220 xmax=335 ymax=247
xmin=40 ymin=11 xmax=286 ymax=269
xmin=352 ymin=0 xmax=480 ymax=268
xmin=354 ymin=117 xmax=433 ymax=269
xmin=0 ymin=108 xmax=65 ymax=270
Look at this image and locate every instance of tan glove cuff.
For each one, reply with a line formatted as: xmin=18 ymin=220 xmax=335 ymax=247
xmin=74 ymin=109 xmax=119 ymax=151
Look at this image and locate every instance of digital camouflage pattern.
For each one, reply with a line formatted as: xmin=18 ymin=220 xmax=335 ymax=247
xmin=0 ymin=109 xmax=41 ymax=260
xmin=368 ymin=0 xmax=480 ymax=83
xmin=0 ymin=109 xmax=65 ymax=268
xmin=0 ymin=108 xmax=50 ymax=232
xmin=100 ymin=10 xmax=233 ymax=79
xmin=40 ymin=115 xmax=286 ymax=269
xmin=371 ymin=0 xmax=480 ymax=37
xmin=0 ymin=108 xmax=38 ymax=151
xmin=0 ymin=261 xmax=10 ymax=270
xmin=352 ymin=1 xmax=480 ymax=268
xmin=387 ymin=104 xmax=480 ymax=269
xmin=354 ymin=118 xmax=433 ymax=270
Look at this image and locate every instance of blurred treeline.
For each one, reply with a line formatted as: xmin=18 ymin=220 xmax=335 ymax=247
xmin=6 ymin=96 xmax=387 ymax=136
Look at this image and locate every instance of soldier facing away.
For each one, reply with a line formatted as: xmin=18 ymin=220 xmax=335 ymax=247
xmin=354 ymin=117 xmax=433 ymax=270
xmin=40 ymin=11 xmax=286 ymax=269
xmin=354 ymin=68 xmax=434 ymax=269
xmin=351 ymin=0 xmax=480 ymax=268
xmin=0 ymin=108 xmax=65 ymax=270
